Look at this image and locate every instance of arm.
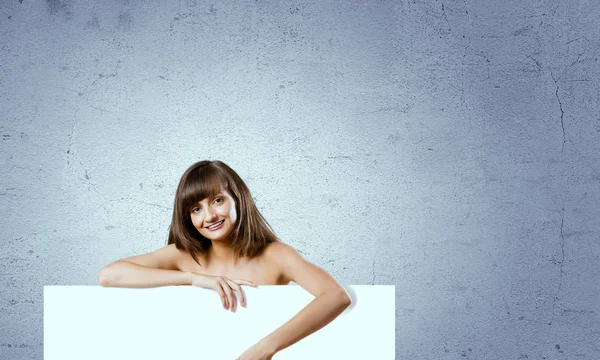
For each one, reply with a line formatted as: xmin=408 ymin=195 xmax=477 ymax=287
xmin=97 ymin=244 xmax=192 ymax=288
xmin=243 ymin=243 xmax=352 ymax=358
xmin=98 ymin=244 xmax=256 ymax=311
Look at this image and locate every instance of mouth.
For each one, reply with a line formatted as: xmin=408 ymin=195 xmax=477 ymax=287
xmin=205 ymin=220 xmax=225 ymax=230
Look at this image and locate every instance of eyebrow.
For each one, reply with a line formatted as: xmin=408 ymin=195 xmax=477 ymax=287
xmin=193 ymin=192 xmax=224 ymax=205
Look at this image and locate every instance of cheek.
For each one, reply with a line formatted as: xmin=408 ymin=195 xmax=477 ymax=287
xmin=228 ymin=205 xmax=237 ymax=222
xmin=190 ymin=215 xmax=201 ymax=228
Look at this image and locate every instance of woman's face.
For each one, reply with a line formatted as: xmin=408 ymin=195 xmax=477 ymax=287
xmin=190 ymin=189 xmax=237 ymax=242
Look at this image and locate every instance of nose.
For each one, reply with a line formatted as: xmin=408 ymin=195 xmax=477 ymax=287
xmin=204 ymin=206 xmax=218 ymax=222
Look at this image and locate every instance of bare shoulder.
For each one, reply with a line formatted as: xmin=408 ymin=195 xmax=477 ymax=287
xmin=262 ymin=242 xmax=306 ymax=285
xmin=261 ymin=242 xmax=296 ymax=285
xmin=263 ymin=241 xmax=303 ymax=264
xmin=263 ymin=241 xmax=347 ymax=297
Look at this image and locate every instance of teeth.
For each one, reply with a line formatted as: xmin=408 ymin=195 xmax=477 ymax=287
xmin=208 ymin=220 xmax=223 ymax=229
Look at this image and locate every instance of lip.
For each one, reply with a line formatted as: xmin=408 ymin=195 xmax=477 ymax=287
xmin=205 ymin=220 xmax=225 ymax=231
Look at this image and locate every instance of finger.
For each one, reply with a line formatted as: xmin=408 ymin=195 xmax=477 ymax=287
xmin=227 ymin=279 xmax=241 ymax=312
xmin=220 ymin=279 xmax=235 ymax=311
xmin=215 ymin=286 xmax=227 ymax=310
xmin=227 ymin=279 xmax=245 ymax=308
xmin=234 ymin=279 xmax=257 ymax=287
xmin=221 ymin=284 xmax=232 ymax=311
xmin=228 ymin=281 xmax=239 ymax=312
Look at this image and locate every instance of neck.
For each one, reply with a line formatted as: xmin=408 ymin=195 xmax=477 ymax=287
xmin=207 ymin=239 xmax=240 ymax=268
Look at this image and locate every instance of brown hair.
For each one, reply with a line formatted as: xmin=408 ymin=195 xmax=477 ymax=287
xmin=167 ymin=160 xmax=279 ymax=266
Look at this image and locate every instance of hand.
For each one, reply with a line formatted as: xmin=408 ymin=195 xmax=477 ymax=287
xmin=191 ymin=273 xmax=256 ymax=312
xmin=235 ymin=340 xmax=275 ymax=360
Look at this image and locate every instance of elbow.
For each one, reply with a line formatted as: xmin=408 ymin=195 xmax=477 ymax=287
xmin=97 ymin=266 xmax=114 ymax=287
xmin=342 ymin=293 xmax=352 ymax=307
xmin=337 ymin=288 xmax=352 ymax=308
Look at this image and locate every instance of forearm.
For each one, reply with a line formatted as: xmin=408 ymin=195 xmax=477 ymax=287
xmin=98 ymin=261 xmax=192 ymax=288
xmin=261 ymin=289 xmax=351 ymax=355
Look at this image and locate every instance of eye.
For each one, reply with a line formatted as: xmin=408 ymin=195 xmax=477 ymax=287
xmin=191 ymin=207 xmax=201 ymax=214
xmin=213 ymin=197 xmax=223 ymax=204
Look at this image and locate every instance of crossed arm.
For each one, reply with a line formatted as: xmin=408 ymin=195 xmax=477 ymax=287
xmin=236 ymin=242 xmax=352 ymax=359
xmin=98 ymin=242 xmax=351 ymax=359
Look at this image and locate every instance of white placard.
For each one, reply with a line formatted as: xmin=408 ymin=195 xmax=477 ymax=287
xmin=44 ymin=285 xmax=394 ymax=359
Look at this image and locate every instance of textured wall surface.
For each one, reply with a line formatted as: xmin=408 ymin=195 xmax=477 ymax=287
xmin=1 ymin=1 xmax=599 ymax=359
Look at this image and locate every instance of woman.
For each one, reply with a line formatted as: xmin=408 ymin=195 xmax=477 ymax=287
xmin=98 ymin=160 xmax=351 ymax=360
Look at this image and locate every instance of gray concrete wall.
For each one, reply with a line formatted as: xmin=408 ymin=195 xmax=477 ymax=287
xmin=1 ymin=1 xmax=599 ymax=359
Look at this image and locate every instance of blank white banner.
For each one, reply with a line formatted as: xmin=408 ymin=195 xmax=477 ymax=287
xmin=44 ymin=285 xmax=394 ymax=359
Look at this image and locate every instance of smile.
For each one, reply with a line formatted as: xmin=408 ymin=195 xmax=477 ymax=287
xmin=206 ymin=220 xmax=225 ymax=230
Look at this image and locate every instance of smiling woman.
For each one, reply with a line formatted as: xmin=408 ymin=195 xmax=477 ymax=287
xmin=98 ymin=160 xmax=352 ymax=360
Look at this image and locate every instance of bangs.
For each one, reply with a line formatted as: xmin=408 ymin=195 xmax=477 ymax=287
xmin=181 ymin=167 xmax=229 ymax=213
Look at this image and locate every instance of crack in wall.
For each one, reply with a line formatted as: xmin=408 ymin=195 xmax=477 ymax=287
xmin=549 ymin=199 xmax=566 ymax=326
xmin=66 ymin=61 xmax=123 ymax=199
xmin=101 ymin=197 xmax=173 ymax=211
xmin=440 ymin=2 xmax=451 ymax=36
xmin=91 ymin=61 xmax=121 ymax=87
xmin=65 ymin=118 xmax=76 ymax=160
xmin=550 ymin=71 xmax=566 ymax=155
xmin=526 ymin=55 xmax=542 ymax=71
xmin=371 ymin=259 xmax=376 ymax=285
xmin=460 ymin=0 xmax=473 ymax=136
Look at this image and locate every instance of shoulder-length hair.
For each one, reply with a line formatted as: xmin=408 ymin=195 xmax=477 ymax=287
xmin=167 ymin=160 xmax=279 ymax=266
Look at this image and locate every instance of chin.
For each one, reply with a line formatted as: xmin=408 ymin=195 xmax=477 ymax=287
xmin=202 ymin=228 xmax=232 ymax=241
